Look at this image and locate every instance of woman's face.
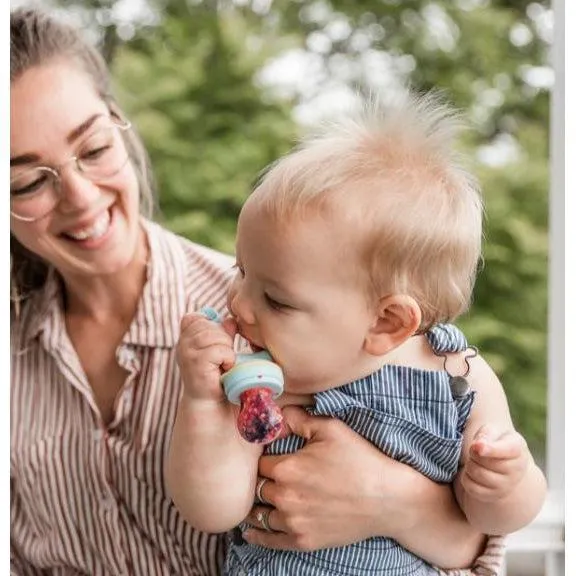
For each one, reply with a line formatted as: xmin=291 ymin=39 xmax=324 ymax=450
xmin=10 ymin=61 xmax=143 ymax=281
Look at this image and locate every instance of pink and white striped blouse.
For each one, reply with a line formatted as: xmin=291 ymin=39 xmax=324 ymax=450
xmin=11 ymin=220 xmax=234 ymax=575
xmin=10 ymin=219 xmax=505 ymax=576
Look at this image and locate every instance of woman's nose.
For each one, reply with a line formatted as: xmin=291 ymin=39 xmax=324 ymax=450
xmin=56 ymin=168 xmax=102 ymax=213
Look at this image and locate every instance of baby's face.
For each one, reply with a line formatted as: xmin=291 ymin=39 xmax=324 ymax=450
xmin=228 ymin=201 xmax=379 ymax=393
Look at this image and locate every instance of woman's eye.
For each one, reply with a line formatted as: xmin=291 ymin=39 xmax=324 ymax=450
xmin=80 ymin=145 xmax=111 ymax=162
xmin=11 ymin=175 xmax=49 ymax=197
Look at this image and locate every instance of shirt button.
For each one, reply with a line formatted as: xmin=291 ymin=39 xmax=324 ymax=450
xmin=102 ymin=496 xmax=115 ymax=511
xmin=93 ymin=429 xmax=105 ymax=441
xmin=118 ymin=345 xmax=136 ymax=364
xmin=124 ymin=347 xmax=136 ymax=362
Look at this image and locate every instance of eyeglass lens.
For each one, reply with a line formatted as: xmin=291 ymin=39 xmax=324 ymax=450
xmin=10 ymin=123 xmax=129 ymax=221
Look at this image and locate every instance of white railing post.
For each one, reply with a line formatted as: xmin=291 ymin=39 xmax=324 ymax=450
xmin=504 ymin=0 xmax=565 ymax=572
xmin=544 ymin=0 xmax=565 ymax=572
xmin=547 ymin=0 xmax=564 ymax=499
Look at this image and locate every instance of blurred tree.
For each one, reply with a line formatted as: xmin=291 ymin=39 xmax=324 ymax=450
xmin=46 ymin=0 xmax=551 ymax=456
xmin=111 ymin=3 xmax=298 ymax=253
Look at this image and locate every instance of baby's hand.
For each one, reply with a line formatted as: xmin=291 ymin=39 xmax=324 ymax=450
xmin=176 ymin=312 xmax=237 ymax=402
xmin=460 ymin=425 xmax=529 ymax=503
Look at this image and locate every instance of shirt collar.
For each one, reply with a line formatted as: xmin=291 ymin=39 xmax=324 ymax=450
xmin=18 ymin=268 xmax=63 ymax=345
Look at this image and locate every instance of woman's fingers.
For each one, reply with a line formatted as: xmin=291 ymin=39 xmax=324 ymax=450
xmin=255 ymin=477 xmax=272 ymax=505
xmin=244 ymin=506 xmax=285 ymax=533
xmin=242 ymin=528 xmax=300 ymax=551
xmin=242 ymin=528 xmax=296 ymax=550
xmin=253 ymin=409 xmax=388 ymax=551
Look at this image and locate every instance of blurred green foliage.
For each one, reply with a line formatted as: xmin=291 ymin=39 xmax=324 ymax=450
xmin=52 ymin=0 xmax=550 ymax=457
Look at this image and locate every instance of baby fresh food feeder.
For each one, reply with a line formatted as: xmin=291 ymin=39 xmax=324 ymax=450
xmin=200 ymin=307 xmax=284 ymax=444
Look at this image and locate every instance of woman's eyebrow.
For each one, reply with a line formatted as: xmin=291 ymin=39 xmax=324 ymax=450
xmin=10 ymin=113 xmax=105 ymax=167
xmin=66 ymin=113 xmax=102 ymax=144
xmin=10 ymin=153 xmax=39 ymax=167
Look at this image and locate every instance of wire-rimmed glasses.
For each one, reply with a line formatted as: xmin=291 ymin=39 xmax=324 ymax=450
xmin=10 ymin=116 xmax=132 ymax=222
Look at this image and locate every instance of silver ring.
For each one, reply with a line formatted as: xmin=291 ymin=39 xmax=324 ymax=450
xmin=256 ymin=508 xmax=273 ymax=532
xmin=255 ymin=477 xmax=268 ymax=504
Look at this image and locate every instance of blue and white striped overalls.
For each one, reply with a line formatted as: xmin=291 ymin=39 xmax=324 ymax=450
xmin=225 ymin=323 xmax=476 ymax=576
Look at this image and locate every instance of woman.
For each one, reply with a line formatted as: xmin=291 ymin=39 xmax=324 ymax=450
xmin=10 ymin=7 xmax=504 ymax=575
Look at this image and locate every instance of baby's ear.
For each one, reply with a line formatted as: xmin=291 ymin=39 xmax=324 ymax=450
xmin=363 ymin=294 xmax=422 ymax=356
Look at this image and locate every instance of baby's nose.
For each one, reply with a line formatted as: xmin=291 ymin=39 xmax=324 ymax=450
xmin=229 ymin=293 xmax=256 ymax=325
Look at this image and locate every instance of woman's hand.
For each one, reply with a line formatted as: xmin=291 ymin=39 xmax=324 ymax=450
xmin=243 ymin=406 xmax=424 ymax=550
xmin=244 ymin=407 xmax=488 ymax=569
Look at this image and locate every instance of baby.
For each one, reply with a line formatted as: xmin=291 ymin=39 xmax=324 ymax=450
xmin=167 ymin=91 xmax=546 ymax=575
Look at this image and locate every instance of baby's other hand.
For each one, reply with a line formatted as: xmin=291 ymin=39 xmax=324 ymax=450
xmin=176 ymin=312 xmax=237 ymax=402
xmin=461 ymin=424 xmax=529 ymax=502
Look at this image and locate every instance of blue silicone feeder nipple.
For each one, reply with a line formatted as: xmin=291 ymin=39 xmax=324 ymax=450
xmin=220 ymin=351 xmax=284 ymax=404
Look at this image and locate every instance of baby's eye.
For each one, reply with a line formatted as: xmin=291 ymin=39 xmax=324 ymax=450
xmin=264 ymin=293 xmax=288 ymax=311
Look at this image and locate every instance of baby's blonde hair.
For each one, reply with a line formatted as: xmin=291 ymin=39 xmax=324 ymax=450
xmin=248 ymin=90 xmax=483 ymax=329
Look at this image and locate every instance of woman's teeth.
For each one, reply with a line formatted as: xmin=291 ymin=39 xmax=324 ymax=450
xmin=66 ymin=211 xmax=110 ymax=241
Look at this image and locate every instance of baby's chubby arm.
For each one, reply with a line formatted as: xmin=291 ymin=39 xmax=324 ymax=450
xmin=165 ymin=313 xmax=262 ymax=533
xmin=454 ymin=354 xmax=547 ymax=535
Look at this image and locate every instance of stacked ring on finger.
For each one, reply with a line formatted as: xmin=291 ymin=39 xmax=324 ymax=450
xmin=255 ymin=508 xmax=273 ymax=532
xmin=255 ymin=477 xmax=268 ymax=504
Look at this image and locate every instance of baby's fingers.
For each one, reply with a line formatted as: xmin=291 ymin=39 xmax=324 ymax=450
xmin=180 ymin=312 xmax=214 ymax=334
xmin=183 ymin=326 xmax=234 ymax=351
xmin=470 ymin=426 xmax=525 ymax=459
xmin=469 ymin=432 xmax=528 ymax=478
xmin=178 ymin=342 xmax=237 ymax=378
xmin=221 ymin=316 xmax=239 ymax=339
xmin=466 ymin=451 xmax=523 ymax=478
xmin=460 ymin=462 xmax=504 ymax=496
